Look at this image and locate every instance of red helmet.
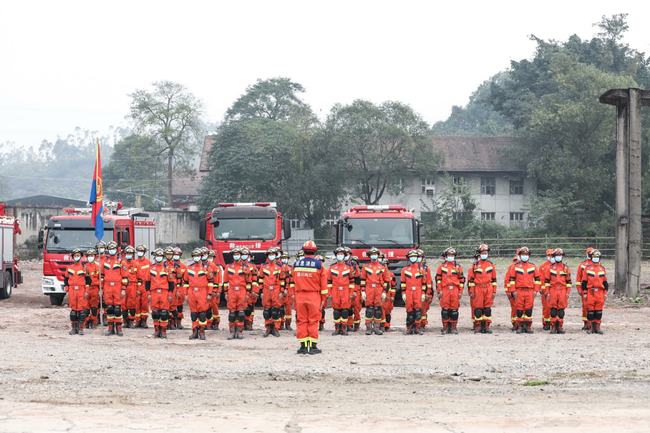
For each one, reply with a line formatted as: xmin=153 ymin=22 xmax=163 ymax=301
xmin=302 ymin=240 xmax=317 ymax=253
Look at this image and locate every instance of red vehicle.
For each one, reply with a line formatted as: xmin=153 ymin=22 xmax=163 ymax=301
xmin=199 ymin=202 xmax=291 ymax=266
xmin=335 ymin=204 xmax=421 ymax=299
xmin=0 ymin=202 xmax=22 ymax=300
xmin=39 ymin=204 xmax=156 ymax=306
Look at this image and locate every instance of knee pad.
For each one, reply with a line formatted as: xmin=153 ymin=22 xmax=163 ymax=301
xmin=587 ymin=311 xmax=595 ymax=321
xmin=516 ymin=310 xmax=524 ymax=318
xmin=80 ymin=309 xmax=89 ymax=320
xmin=365 ymin=307 xmax=374 ymax=319
xmin=245 ymin=305 xmax=254 ymax=316
xmin=550 ymin=308 xmax=558 ymax=318
xmin=279 ymin=305 xmax=285 ymax=316
xmin=450 ymin=310 xmax=459 ymax=320
xmin=91 ymin=307 xmax=98 ymax=316
xmin=595 ymin=310 xmax=603 ymax=320
xmin=171 ymin=309 xmax=178 ymax=318
xmin=113 ymin=306 xmax=122 ymax=317
xmin=70 ymin=310 xmax=78 ymax=321
xmin=198 ymin=311 xmax=207 ymax=322
xmin=473 ymin=308 xmax=483 ymax=319
xmin=385 ymin=313 xmax=391 ymax=323
xmin=190 ymin=312 xmax=199 ymax=321
xmin=272 ymin=307 xmax=281 ymax=320
xmin=374 ymin=307 xmax=383 ymax=319
xmin=160 ymin=310 xmax=169 ymax=321
xmin=414 ymin=309 xmax=422 ymax=321
xmin=441 ymin=309 xmax=449 ymax=320
xmin=348 ymin=308 xmax=354 ymax=316
xmin=483 ymin=307 xmax=491 ymax=317
xmin=206 ymin=309 xmax=213 ymax=320
xmin=106 ymin=305 xmax=115 ymax=316
xmin=406 ymin=312 xmax=414 ymax=325
xmin=177 ymin=305 xmax=184 ymax=313
xmin=333 ymin=309 xmax=341 ymax=321
xmin=237 ymin=311 xmax=246 ymax=321
xmin=263 ymin=309 xmax=272 ymax=320
xmin=129 ymin=308 xmax=136 ymax=316
xmin=151 ymin=310 xmax=161 ymax=320
xmin=558 ymin=309 xmax=565 ymax=319
xmin=341 ymin=309 xmax=349 ymax=319
xmin=228 ymin=312 xmax=237 ymax=323
xmin=525 ymin=309 xmax=533 ymax=317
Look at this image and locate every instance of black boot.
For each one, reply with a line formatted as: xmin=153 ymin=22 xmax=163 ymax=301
xmin=105 ymin=323 xmax=115 ymax=336
xmin=373 ymin=321 xmax=384 ymax=335
xmin=189 ymin=328 xmax=199 ymax=340
xmin=309 ymin=342 xmax=322 ymax=355
xmin=199 ymin=327 xmax=206 ymax=340
xmin=332 ymin=324 xmax=340 ymax=336
xmin=116 ymin=324 xmax=124 ymax=336
xmin=228 ymin=327 xmax=236 ymax=340
xmin=297 ymin=342 xmax=308 ymax=354
xmin=235 ymin=326 xmax=244 ymax=339
xmin=270 ymin=324 xmax=280 ymax=337
xmin=319 ymin=322 xmax=324 ymax=331
xmin=480 ymin=321 xmax=487 ymax=334
xmin=69 ymin=321 xmax=78 ymax=335
xmin=263 ymin=325 xmax=272 ymax=338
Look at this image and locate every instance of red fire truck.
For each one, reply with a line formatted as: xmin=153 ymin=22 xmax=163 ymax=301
xmin=335 ymin=205 xmax=421 ymax=300
xmin=0 ymin=203 xmax=22 ymax=300
xmin=39 ymin=204 xmax=156 ymax=306
xmin=199 ymin=202 xmax=291 ymax=266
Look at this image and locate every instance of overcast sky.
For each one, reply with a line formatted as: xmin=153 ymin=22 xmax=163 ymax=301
xmin=1 ymin=0 xmax=648 ymax=148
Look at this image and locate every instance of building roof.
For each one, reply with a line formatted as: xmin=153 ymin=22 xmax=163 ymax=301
xmin=433 ymin=136 xmax=523 ymax=173
xmin=4 ymin=195 xmax=87 ymax=208
xmin=199 ymin=135 xmax=216 ymax=172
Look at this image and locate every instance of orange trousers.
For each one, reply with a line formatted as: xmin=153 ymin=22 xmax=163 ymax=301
xmin=295 ymin=291 xmax=321 ymax=343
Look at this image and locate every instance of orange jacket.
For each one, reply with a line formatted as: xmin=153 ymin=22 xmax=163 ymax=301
xmin=400 ymin=263 xmax=427 ymax=293
xmin=291 ymin=255 xmax=328 ymax=295
xmin=223 ymin=262 xmax=252 ymax=292
xmin=435 ymin=261 xmax=465 ymax=293
xmin=258 ymin=261 xmax=286 ymax=292
xmin=575 ymin=259 xmax=592 ymax=294
xmin=102 ymin=256 xmax=124 ymax=285
xmin=581 ymin=263 xmax=608 ymax=291
xmin=467 ymin=259 xmax=497 ymax=295
xmin=545 ymin=262 xmax=572 ymax=293
xmin=360 ymin=262 xmax=390 ymax=293
xmin=327 ymin=262 xmax=355 ymax=293
xmin=508 ymin=261 xmax=541 ymax=291
xmin=85 ymin=261 xmax=101 ymax=286
xmin=134 ymin=257 xmax=151 ymax=283
xmin=121 ymin=259 xmax=139 ymax=285
xmin=183 ymin=261 xmax=212 ymax=290
xmin=148 ymin=262 xmax=173 ymax=291
xmin=64 ymin=262 xmax=88 ymax=288
xmin=538 ymin=260 xmax=552 ymax=293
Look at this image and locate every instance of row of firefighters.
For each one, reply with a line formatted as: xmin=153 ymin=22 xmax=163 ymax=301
xmin=63 ymin=240 xmax=609 ymax=354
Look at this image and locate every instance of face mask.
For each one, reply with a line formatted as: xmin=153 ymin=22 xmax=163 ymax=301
xmin=242 ymin=255 xmax=249 ymax=261
xmin=520 ymin=255 xmax=529 ymax=262
xmin=173 ymin=255 xmax=180 ymax=261
xmin=233 ymin=254 xmax=241 ymax=261
xmin=125 ymin=254 xmax=133 ymax=260
xmin=592 ymin=257 xmax=600 ymax=263
xmin=98 ymin=248 xmax=105 ymax=254
xmin=193 ymin=256 xmax=201 ymax=263
xmin=137 ymin=251 xmax=145 ymax=258
xmin=344 ymin=255 xmax=350 ymax=262
xmin=155 ymin=256 xmax=163 ymax=263
xmin=547 ymin=256 xmax=554 ymax=263
xmin=73 ymin=255 xmax=81 ymax=262
xmin=554 ymin=256 xmax=563 ymax=262
xmin=336 ymin=254 xmax=345 ymax=262
xmin=201 ymin=255 xmax=208 ymax=261
xmin=281 ymin=258 xmax=289 ymax=265
xmin=108 ymin=249 xmax=117 ymax=256
xmin=417 ymin=257 xmax=423 ymax=263
xmin=268 ymin=254 xmax=276 ymax=262
xmin=480 ymin=254 xmax=488 ymax=260
xmin=87 ymin=256 xmax=95 ymax=263
xmin=409 ymin=256 xmax=418 ymax=263
xmin=370 ymin=254 xmax=378 ymax=261
xmin=446 ymin=256 xmax=455 ymax=263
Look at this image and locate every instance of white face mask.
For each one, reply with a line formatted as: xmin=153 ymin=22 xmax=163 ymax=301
xmin=98 ymin=248 xmax=106 ymax=254
xmin=201 ymin=255 xmax=208 ymax=261
xmin=344 ymin=254 xmax=351 ymax=262
xmin=592 ymin=257 xmax=600 ymax=263
xmin=173 ymin=255 xmax=180 ymax=261
xmin=554 ymin=256 xmax=563 ymax=262
xmin=417 ymin=257 xmax=423 ymax=263
xmin=480 ymin=254 xmax=488 ymax=260
xmin=370 ymin=254 xmax=378 ymax=261
xmin=242 ymin=255 xmax=249 ymax=261
xmin=137 ymin=251 xmax=145 ymax=258
xmin=446 ymin=256 xmax=455 ymax=263
xmin=547 ymin=256 xmax=554 ymax=263
xmin=155 ymin=256 xmax=163 ymax=263
xmin=108 ymin=249 xmax=117 ymax=256
xmin=193 ymin=256 xmax=201 ymax=263
xmin=73 ymin=255 xmax=81 ymax=262
xmin=87 ymin=256 xmax=95 ymax=263
xmin=233 ymin=254 xmax=241 ymax=261
xmin=125 ymin=254 xmax=133 ymax=260
xmin=336 ymin=254 xmax=345 ymax=262
xmin=281 ymin=258 xmax=289 ymax=264
xmin=520 ymin=255 xmax=529 ymax=262
xmin=268 ymin=254 xmax=276 ymax=262
xmin=409 ymin=256 xmax=418 ymax=263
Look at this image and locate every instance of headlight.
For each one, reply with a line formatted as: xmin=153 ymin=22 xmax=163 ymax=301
xmin=42 ymin=277 xmax=55 ymax=285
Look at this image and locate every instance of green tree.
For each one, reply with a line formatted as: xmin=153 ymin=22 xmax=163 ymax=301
xmin=326 ymin=100 xmax=438 ymax=205
xmin=129 ymin=81 xmax=203 ymax=206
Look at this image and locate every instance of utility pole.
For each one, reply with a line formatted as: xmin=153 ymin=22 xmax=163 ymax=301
xmin=599 ymin=88 xmax=650 ymax=298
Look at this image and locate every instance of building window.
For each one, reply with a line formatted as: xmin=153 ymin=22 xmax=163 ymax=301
xmin=481 ymin=212 xmax=495 ymax=221
xmin=452 ymin=176 xmax=465 ymax=194
xmin=421 ymin=177 xmax=435 ymax=195
xmin=510 ymin=212 xmax=525 ymax=221
xmin=480 ymin=176 xmax=496 ymax=195
xmin=509 ymin=179 xmax=524 ymax=195
xmin=290 ymin=219 xmax=301 ymax=229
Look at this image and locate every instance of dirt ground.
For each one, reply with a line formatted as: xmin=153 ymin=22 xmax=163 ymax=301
xmin=2 ymin=259 xmax=650 ymax=433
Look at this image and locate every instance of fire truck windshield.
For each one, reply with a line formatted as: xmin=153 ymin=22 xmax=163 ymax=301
xmin=342 ymin=218 xmax=414 ymax=247
xmin=45 ymin=228 xmax=113 ymax=252
xmin=215 ymin=218 xmax=276 ymax=240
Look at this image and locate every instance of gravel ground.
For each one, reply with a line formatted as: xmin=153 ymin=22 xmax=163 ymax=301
xmin=1 ymin=259 xmax=650 ymax=433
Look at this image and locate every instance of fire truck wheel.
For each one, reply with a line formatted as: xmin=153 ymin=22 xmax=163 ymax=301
xmin=49 ymin=293 xmax=65 ymax=306
xmin=0 ymin=272 xmax=11 ymax=299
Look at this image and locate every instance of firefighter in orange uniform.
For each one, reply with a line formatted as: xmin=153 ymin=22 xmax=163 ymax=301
xmin=545 ymin=248 xmax=572 ymax=334
xmin=95 ymin=240 xmax=107 ymax=324
xmin=84 ymin=249 xmax=101 ymax=329
xmin=162 ymin=247 xmax=177 ymax=329
xmin=538 ymin=249 xmax=555 ymax=331
xmin=134 ymin=245 xmax=151 ymax=328
xmin=327 ymin=247 xmax=355 ymax=336
xmin=280 ymin=251 xmax=294 ymax=330
xmin=121 ymin=246 xmax=139 ymax=328
xmin=103 ymin=241 xmax=126 ymax=336
xmin=380 ymin=253 xmax=396 ymax=331
xmin=504 ymin=250 xmax=520 ymax=331
xmin=242 ymin=248 xmax=259 ymax=331
xmin=205 ymin=248 xmax=223 ymax=330
xmin=360 ymin=247 xmax=390 ymax=335
xmin=417 ymin=249 xmax=433 ymax=329
xmin=183 ymin=248 xmax=212 ymax=340
xmin=259 ymin=248 xmax=286 ymax=337
xmin=581 ymin=250 xmax=608 ymax=334
xmin=291 ymin=240 xmax=328 ymax=354
xmin=315 ymin=254 xmax=328 ymax=330
xmin=576 ymin=247 xmax=595 ymax=330
xmin=435 ymin=247 xmax=465 ymax=334
xmin=508 ymin=246 xmax=541 ymax=334
xmin=223 ymin=247 xmax=252 ymax=340
xmin=400 ymin=250 xmax=427 ymax=335
xmin=346 ymin=250 xmax=362 ymax=332
xmin=147 ymin=248 xmax=174 ymax=338
xmin=64 ymin=248 xmax=90 ymax=335
xmin=172 ymin=246 xmax=187 ymax=329
xmin=466 ymin=244 xmax=497 ymax=334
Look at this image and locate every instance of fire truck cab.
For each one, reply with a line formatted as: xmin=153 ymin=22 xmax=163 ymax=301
xmin=39 ymin=204 xmax=156 ymax=306
xmin=0 ymin=203 xmax=22 ymax=300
